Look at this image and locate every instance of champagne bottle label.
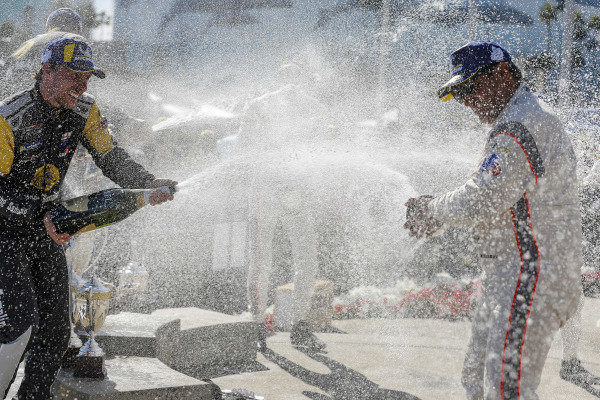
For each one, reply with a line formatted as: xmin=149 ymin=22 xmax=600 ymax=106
xmin=140 ymin=191 xmax=151 ymax=208
xmin=62 ymin=196 xmax=91 ymax=213
xmin=51 ymin=186 xmax=176 ymax=236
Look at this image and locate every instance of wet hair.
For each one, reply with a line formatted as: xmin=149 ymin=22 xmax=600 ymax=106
xmin=34 ymin=63 xmax=61 ymax=82
xmin=483 ymin=61 xmax=522 ymax=83
xmin=507 ymin=60 xmax=523 ymax=82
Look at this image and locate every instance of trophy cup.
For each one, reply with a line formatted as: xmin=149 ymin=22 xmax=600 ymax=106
xmin=62 ymin=268 xmax=86 ymax=368
xmin=74 ymin=276 xmax=111 ymax=379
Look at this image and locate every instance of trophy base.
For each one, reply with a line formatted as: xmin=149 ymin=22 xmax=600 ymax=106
xmin=73 ymin=356 xmax=107 ymax=379
xmin=61 ymin=346 xmax=82 ymax=369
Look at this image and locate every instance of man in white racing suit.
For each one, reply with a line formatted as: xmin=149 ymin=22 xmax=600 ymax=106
xmin=405 ymin=41 xmax=582 ymax=399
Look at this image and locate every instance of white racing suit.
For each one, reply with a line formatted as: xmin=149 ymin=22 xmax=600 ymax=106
xmin=427 ymin=84 xmax=582 ymax=400
xmin=239 ymin=84 xmax=330 ymax=326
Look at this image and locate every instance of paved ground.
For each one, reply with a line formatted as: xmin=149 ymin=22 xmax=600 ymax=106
xmin=7 ymin=298 xmax=600 ymax=399
xmin=211 ymin=297 xmax=600 ymax=400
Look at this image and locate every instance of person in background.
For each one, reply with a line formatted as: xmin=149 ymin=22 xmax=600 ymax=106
xmin=239 ymin=62 xmax=331 ymax=352
xmin=0 ymin=37 xmax=176 ymax=400
xmin=404 ymin=41 xmax=583 ymax=399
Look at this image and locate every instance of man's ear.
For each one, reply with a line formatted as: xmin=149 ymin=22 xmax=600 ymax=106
xmin=497 ymin=62 xmax=511 ymax=77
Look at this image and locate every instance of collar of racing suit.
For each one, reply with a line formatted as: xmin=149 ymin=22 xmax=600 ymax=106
xmin=494 ymin=83 xmax=530 ymax=125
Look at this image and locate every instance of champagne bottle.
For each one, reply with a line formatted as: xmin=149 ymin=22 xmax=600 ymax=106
xmin=50 ymin=186 xmax=176 ymax=236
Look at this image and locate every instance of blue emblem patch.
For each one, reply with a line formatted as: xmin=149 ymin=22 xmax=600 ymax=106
xmin=480 ymin=153 xmax=502 ymax=177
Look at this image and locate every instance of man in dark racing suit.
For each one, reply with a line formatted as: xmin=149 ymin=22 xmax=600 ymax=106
xmin=1 ymin=7 xmax=152 ymax=153
xmin=0 ymin=37 xmax=176 ymax=400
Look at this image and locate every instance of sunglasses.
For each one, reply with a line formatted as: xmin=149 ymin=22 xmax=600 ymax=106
xmin=452 ymin=63 xmax=499 ymax=103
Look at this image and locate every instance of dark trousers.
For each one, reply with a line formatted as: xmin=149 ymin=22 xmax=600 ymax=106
xmin=0 ymin=230 xmax=70 ymax=400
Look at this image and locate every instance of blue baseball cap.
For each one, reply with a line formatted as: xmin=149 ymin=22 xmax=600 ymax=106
xmin=46 ymin=8 xmax=83 ymax=34
xmin=41 ymin=37 xmax=105 ymax=79
xmin=438 ymin=41 xmax=511 ymax=101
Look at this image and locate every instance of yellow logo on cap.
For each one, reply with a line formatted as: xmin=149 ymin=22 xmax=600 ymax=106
xmin=64 ymin=44 xmax=75 ymax=63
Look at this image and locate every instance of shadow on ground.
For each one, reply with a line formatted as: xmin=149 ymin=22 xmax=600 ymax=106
xmin=262 ymin=347 xmax=422 ymax=400
xmin=578 ymin=383 xmax=600 ymax=398
xmin=562 ymin=366 xmax=600 ymax=398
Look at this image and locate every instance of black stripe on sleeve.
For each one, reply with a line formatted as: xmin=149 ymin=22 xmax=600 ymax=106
xmin=490 ymin=121 xmax=545 ymax=179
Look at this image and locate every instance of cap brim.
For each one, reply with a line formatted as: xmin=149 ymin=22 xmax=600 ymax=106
xmin=64 ymin=64 xmax=106 ymax=79
xmin=437 ymin=74 xmax=469 ymax=101
xmin=92 ymin=69 xmax=105 ymax=79
xmin=438 ymin=62 xmax=499 ymax=101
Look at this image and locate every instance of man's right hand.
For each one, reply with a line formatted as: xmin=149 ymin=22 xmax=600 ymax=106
xmin=44 ymin=212 xmax=72 ymax=245
xmin=146 ymin=178 xmax=178 ymax=205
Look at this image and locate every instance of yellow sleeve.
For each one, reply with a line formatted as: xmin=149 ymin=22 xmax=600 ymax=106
xmin=0 ymin=117 xmax=15 ymax=176
xmin=82 ymin=102 xmax=115 ymax=155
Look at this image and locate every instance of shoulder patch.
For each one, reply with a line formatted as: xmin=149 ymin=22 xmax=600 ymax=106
xmin=100 ymin=116 xmax=109 ymax=129
xmin=0 ymin=91 xmax=34 ymax=132
xmin=479 ymin=153 xmax=503 ymax=177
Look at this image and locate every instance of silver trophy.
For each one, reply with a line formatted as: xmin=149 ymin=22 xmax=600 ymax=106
xmin=63 ymin=268 xmax=86 ymax=368
xmin=74 ymin=276 xmax=111 ymax=379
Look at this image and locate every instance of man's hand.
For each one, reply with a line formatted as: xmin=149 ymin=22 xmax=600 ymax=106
xmin=404 ymin=196 xmax=443 ymax=239
xmin=44 ymin=212 xmax=72 ymax=245
xmin=147 ymin=178 xmax=178 ymax=206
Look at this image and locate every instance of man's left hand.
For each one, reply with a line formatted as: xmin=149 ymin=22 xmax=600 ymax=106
xmin=404 ymin=196 xmax=443 ymax=239
xmin=147 ymin=179 xmax=178 ymax=205
xmin=44 ymin=212 xmax=72 ymax=245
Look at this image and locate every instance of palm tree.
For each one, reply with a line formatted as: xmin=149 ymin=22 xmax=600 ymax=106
xmin=573 ymin=10 xmax=588 ymax=42
xmin=540 ymin=2 xmax=558 ymax=53
xmin=536 ymin=3 xmax=559 ymax=93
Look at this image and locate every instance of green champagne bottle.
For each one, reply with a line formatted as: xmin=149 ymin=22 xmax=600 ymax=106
xmin=50 ymin=186 xmax=176 ymax=236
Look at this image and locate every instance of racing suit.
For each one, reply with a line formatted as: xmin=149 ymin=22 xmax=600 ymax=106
xmin=427 ymin=84 xmax=582 ymax=400
xmin=0 ymin=84 xmax=154 ymax=400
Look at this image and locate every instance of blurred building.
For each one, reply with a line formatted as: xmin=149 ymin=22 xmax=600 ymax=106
xmin=107 ymin=0 xmax=600 ymax=104
xmin=112 ymin=0 xmax=342 ymax=78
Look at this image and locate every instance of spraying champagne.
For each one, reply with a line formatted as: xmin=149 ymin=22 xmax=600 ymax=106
xmin=49 ymin=186 xmax=177 ymax=236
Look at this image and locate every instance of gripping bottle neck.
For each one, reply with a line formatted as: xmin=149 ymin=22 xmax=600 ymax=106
xmin=140 ymin=186 xmax=176 ymax=207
